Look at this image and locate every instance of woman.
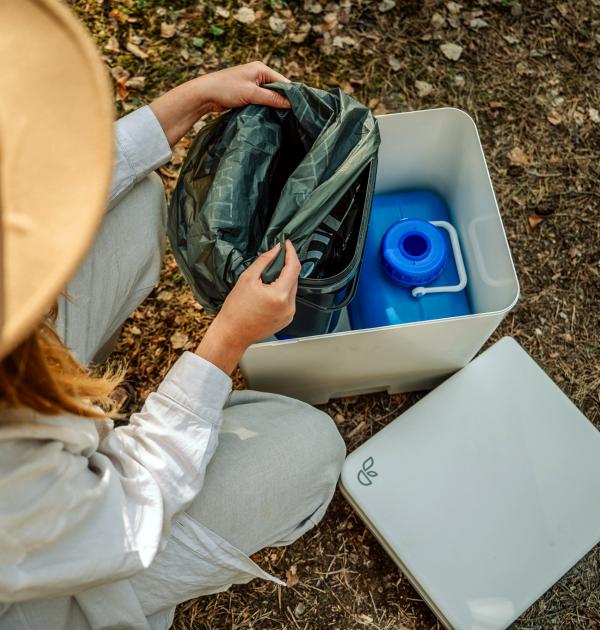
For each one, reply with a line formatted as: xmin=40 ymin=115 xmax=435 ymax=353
xmin=0 ymin=2 xmax=345 ymax=629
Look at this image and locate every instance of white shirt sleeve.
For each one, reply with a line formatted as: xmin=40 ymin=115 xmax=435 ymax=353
xmin=0 ymin=352 xmax=231 ymax=602
xmin=109 ymin=105 xmax=172 ymax=210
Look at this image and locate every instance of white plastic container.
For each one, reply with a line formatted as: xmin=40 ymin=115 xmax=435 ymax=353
xmin=240 ymin=108 xmax=519 ymax=404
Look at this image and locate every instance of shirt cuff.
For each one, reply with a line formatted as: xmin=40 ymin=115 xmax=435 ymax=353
xmin=115 ymin=106 xmax=172 ymax=180
xmin=156 ymin=352 xmax=232 ymax=424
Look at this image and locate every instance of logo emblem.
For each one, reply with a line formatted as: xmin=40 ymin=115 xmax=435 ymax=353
xmin=357 ymin=456 xmax=378 ymax=486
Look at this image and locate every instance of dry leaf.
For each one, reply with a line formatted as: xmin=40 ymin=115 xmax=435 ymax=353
xmin=440 ymin=42 xmax=463 ymax=61
xmin=446 ymin=1 xmax=461 ymax=14
xmin=126 ymin=41 xmax=148 ymax=60
xmin=469 ymin=18 xmax=488 ymax=29
xmin=508 ymin=147 xmax=531 ymax=167
xmin=589 ymin=107 xmax=600 ymax=124
xmin=160 ymin=22 xmax=176 ymax=38
xmin=528 ymin=214 xmax=543 ymax=229
xmin=453 ymin=74 xmax=465 ymax=87
xmin=130 ymin=326 xmax=141 ymax=336
xmin=431 ymin=12 xmax=446 ymax=29
xmin=333 ymin=35 xmax=356 ymax=48
xmin=547 ymin=110 xmax=562 ymax=125
xmin=170 ymin=332 xmax=189 ymax=350
xmin=125 ymin=76 xmax=146 ymax=90
xmin=388 ymin=55 xmax=402 ymax=71
xmin=378 ymin=0 xmax=396 ymax=13
xmin=269 ymin=15 xmax=287 ymax=33
xmin=306 ymin=2 xmax=323 ymax=14
xmin=104 ymin=35 xmax=120 ymax=53
xmin=286 ymin=565 xmax=300 ymax=587
xmin=503 ymin=34 xmax=520 ymax=45
xmin=110 ymin=65 xmax=130 ymax=81
xmin=215 ymin=6 xmax=230 ymax=18
xmin=415 ymin=80 xmax=433 ymax=97
xmin=234 ymin=7 xmax=256 ymax=24
xmin=157 ymin=290 xmax=173 ymax=302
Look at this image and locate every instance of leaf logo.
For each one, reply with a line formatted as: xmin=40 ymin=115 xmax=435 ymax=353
xmin=357 ymin=456 xmax=378 ymax=486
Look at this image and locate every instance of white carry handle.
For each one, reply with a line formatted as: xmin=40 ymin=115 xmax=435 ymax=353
xmin=412 ymin=220 xmax=467 ymax=298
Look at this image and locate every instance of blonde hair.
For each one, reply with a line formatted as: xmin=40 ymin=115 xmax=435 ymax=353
xmin=0 ymin=306 xmax=120 ymax=419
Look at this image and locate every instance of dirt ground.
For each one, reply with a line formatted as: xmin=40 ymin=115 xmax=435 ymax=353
xmin=72 ymin=0 xmax=600 ymax=627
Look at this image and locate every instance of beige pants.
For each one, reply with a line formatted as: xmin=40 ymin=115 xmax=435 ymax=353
xmin=55 ymin=174 xmax=346 ymax=629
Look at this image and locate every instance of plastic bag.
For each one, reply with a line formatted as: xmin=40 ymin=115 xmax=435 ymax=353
xmin=168 ymin=81 xmax=380 ymax=312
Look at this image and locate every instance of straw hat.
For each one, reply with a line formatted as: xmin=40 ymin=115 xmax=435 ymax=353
xmin=0 ymin=0 xmax=113 ymax=358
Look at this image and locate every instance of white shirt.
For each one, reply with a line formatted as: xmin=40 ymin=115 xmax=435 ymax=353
xmin=0 ymin=107 xmax=281 ymax=630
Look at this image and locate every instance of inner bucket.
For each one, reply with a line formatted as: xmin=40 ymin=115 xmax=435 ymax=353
xmin=277 ymin=159 xmax=377 ymax=338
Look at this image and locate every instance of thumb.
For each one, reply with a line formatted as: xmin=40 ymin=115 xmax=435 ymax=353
xmin=245 ymin=242 xmax=282 ymax=279
xmin=252 ymin=86 xmax=291 ymax=109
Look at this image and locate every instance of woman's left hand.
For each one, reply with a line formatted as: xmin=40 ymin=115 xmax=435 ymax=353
xmin=149 ymin=62 xmax=291 ymax=147
xmin=196 ymin=61 xmax=291 ymax=112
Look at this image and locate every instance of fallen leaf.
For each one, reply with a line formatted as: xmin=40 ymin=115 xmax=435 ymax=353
xmin=286 ymin=565 xmax=300 ymax=587
xmin=215 ymin=6 xmax=230 ymax=18
xmin=431 ymin=12 xmax=446 ymax=29
xmin=440 ymin=42 xmax=463 ymax=61
xmin=191 ymin=37 xmax=205 ymax=48
xmin=508 ymin=146 xmax=531 ymax=167
xmin=130 ymin=326 xmax=141 ymax=336
xmin=547 ymin=110 xmax=562 ymax=125
xmin=126 ymin=41 xmax=148 ymax=60
xmin=160 ymin=22 xmax=176 ymax=38
xmin=269 ymin=15 xmax=287 ymax=33
xmin=388 ymin=55 xmax=402 ymax=71
xmin=104 ymin=35 xmax=120 ymax=53
xmin=528 ymin=214 xmax=543 ymax=228
xmin=415 ymin=80 xmax=434 ymax=97
xmin=110 ymin=65 xmax=130 ymax=81
xmin=340 ymin=81 xmax=354 ymax=94
xmin=170 ymin=332 xmax=189 ymax=350
xmin=294 ymin=602 xmax=306 ymax=618
xmin=234 ymin=7 xmax=256 ymax=24
xmin=469 ymin=17 xmax=488 ymax=29
xmin=333 ymin=35 xmax=357 ymax=47
xmin=157 ymin=290 xmax=173 ymax=302
xmin=306 ymin=2 xmax=323 ymax=14
xmin=503 ymin=34 xmax=520 ymax=45
xmin=453 ymin=74 xmax=465 ymax=87
xmin=378 ymin=0 xmax=396 ymax=13
xmin=334 ymin=413 xmax=346 ymax=424
xmin=125 ymin=76 xmax=146 ymax=90
xmin=446 ymin=1 xmax=461 ymax=14
xmin=368 ymin=97 xmax=380 ymax=109
xmin=573 ymin=109 xmax=585 ymax=125
xmin=589 ymin=107 xmax=600 ymax=124
xmin=323 ymin=12 xmax=338 ymax=30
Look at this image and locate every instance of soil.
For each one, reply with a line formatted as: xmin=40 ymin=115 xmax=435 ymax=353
xmin=71 ymin=0 xmax=600 ymax=627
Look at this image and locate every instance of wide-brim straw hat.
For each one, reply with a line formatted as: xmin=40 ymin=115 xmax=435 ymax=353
xmin=0 ymin=0 xmax=113 ymax=358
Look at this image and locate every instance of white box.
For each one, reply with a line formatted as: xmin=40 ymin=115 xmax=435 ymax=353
xmin=240 ymin=108 xmax=519 ymax=404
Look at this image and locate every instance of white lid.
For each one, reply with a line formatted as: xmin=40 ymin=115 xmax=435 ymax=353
xmin=341 ymin=337 xmax=600 ymax=630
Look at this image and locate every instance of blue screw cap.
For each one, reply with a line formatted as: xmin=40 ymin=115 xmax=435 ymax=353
xmin=380 ymin=219 xmax=447 ymax=287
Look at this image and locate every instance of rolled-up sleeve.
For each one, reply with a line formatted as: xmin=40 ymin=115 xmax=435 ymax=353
xmin=109 ymin=105 xmax=172 ymax=210
xmin=0 ymin=352 xmax=231 ymax=602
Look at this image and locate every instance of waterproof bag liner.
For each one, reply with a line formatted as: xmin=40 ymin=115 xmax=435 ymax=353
xmin=168 ymin=81 xmax=380 ymax=317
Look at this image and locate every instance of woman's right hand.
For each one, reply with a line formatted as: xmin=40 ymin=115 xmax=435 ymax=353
xmin=194 ymin=241 xmax=301 ymax=374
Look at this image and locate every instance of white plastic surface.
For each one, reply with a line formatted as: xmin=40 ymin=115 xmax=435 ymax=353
xmin=241 ymin=109 xmax=519 ymax=404
xmin=341 ymin=338 xmax=600 ymax=630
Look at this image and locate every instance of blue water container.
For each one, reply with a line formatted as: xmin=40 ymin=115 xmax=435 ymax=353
xmin=348 ymin=191 xmax=471 ymax=329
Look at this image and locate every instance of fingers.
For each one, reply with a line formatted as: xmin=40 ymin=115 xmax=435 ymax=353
xmin=251 ymin=85 xmax=291 ymax=109
xmin=260 ymin=66 xmax=292 ymax=84
xmin=273 ymin=240 xmax=301 ymax=291
xmin=244 ymin=242 xmax=282 ymax=278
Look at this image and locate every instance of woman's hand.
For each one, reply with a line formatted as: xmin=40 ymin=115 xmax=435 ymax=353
xmin=149 ymin=62 xmax=291 ymax=146
xmin=196 ymin=62 xmax=291 ymax=112
xmin=195 ymin=241 xmax=301 ymax=375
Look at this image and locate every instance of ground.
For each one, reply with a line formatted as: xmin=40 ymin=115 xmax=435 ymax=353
xmin=71 ymin=0 xmax=600 ymax=627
